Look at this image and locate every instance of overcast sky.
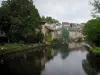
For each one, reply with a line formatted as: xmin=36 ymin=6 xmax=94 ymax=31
xmin=34 ymin=0 xmax=93 ymax=23
xmin=0 ymin=0 xmax=93 ymax=23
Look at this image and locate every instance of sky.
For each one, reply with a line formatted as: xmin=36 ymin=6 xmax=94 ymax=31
xmin=0 ymin=0 xmax=93 ymax=23
xmin=34 ymin=0 xmax=93 ymax=23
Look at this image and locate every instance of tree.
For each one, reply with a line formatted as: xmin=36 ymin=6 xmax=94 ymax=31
xmin=84 ymin=19 xmax=100 ymax=47
xmin=41 ymin=16 xmax=59 ymax=23
xmin=91 ymin=0 xmax=100 ymax=18
xmin=41 ymin=16 xmax=45 ymax=22
xmin=61 ymin=28 xmax=69 ymax=43
xmin=0 ymin=0 xmax=42 ymax=43
xmin=0 ymin=0 xmax=11 ymax=34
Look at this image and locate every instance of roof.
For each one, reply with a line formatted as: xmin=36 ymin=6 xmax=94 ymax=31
xmin=45 ymin=26 xmax=55 ymax=31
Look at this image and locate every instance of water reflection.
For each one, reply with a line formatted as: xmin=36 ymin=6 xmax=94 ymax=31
xmin=82 ymin=53 xmax=100 ymax=75
xmin=53 ymin=43 xmax=69 ymax=60
xmin=42 ymin=43 xmax=87 ymax=75
xmin=0 ymin=43 xmax=94 ymax=75
xmin=0 ymin=47 xmax=56 ymax=75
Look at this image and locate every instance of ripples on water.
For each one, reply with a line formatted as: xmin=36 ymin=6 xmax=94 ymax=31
xmin=0 ymin=43 xmax=100 ymax=75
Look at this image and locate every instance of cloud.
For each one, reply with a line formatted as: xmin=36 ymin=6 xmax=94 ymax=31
xmin=34 ymin=0 xmax=93 ymax=23
xmin=0 ymin=0 xmax=93 ymax=23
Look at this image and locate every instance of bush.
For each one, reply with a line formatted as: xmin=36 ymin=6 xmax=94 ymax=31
xmin=84 ymin=19 xmax=100 ymax=47
xmin=92 ymin=47 xmax=100 ymax=53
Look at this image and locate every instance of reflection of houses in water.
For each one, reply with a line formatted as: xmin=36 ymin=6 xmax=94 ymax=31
xmin=69 ymin=43 xmax=87 ymax=51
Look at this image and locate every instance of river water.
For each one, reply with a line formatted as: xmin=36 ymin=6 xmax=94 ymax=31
xmin=0 ymin=43 xmax=100 ymax=75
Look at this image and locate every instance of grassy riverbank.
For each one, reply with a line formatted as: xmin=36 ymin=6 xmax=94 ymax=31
xmin=91 ymin=47 xmax=100 ymax=53
xmin=0 ymin=43 xmax=47 ymax=55
xmin=0 ymin=43 xmax=24 ymax=50
xmin=82 ymin=42 xmax=100 ymax=55
xmin=84 ymin=42 xmax=100 ymax=54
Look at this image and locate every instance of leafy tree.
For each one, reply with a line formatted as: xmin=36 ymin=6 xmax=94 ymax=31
xmin=41 ymin=16 xmax=45 ymax=22
xmin=61 ymin=28 xmax=69 ymax=43
xmin=83 ymin=0 xmax=100 ymax=46
xmin=84 ymin=19 xmax=100 ymax=47
xmin=36 ymin=31 xmax=44 ymax=43
xmin=91 ymin=0 xmax=100 ymax=18
xmin=41 ymin=16 xmax=59 ymax=23
xmin=0 ymin=1 xmax=11 ymax=34
xmin=0 ymin=0 xmax=42 ymax=43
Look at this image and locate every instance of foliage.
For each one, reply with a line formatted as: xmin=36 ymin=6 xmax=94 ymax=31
xmin=0 ymin=0 xmax=43 ymax=43
xmin=61 ymin=28 xmax=69 ymax=42
xmin=36 ymin=31 xmax=44 ymax=43
xmin=47 ymin=32 xmax=52 ymax=44
xmin=0 ymin=43 xmax=24 ymax=49
xmin=92 ymin=47 xmax=100 ymax=53
xmin=0 ymin=43 xmax=44 ymax=55
xmin=51 ymin=38 xmax=63 ymax=45
xmin=91 ymin=0 xmax=100 ymax=18
xmin=77 ymin=37 xmax=83 ymax=42
xmin=41 ymin=16 xmax=59 ymax=23
xmin=84 ymin=19 xmax=100 ymax=47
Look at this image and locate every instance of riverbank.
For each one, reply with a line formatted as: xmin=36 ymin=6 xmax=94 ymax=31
xmin=90 ymin=47 xmax=100 ymax=55
xmin=82 ymin=42 xmax=100 ymax=55
xmin=0 ymin=43 xmax=49 ymax=55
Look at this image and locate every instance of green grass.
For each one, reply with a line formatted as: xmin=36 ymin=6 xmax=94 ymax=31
xmin=0 ymin=43 xmax=43 ymax=55
xmin=92 ymin=47 xmax=100 ymax=53
xmin=0 ymin=43 xmax=46 ymax=55
xmin=0 ymin=43 xmax=25 ymax=50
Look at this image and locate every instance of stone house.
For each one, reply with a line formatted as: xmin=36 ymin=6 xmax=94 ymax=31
xmin=41 ymin=22 xmax=56 ymax=43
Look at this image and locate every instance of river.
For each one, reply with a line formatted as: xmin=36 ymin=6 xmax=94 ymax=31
xmin=0 ymin=43 xmax=100 ymax=75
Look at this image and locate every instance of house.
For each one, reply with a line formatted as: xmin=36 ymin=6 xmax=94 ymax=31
xmin=69 ymin=23 xmax=85 ymax=41
xmin=62 ymin=22 xmax=85 ymax=41
xmin=62 ymin=22 xmax=70 ymax=30
xmin=41 ymin=22 xmax=56 ymax=43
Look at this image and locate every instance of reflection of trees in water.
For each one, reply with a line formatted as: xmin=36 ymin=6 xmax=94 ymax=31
xmin=0 ymin=51 xmax=44 ymax=75
xmin=52 ymin=43 xmax=69 ymax=60
xmin=45 ymin=47 xmax=57 ymax=62
xmin=0 ymin=47 xmax=56 ymax=75
xmin=59 ymin=44 xmax=69 ymax=60
xmin=82 ymin=53 xmax=100 ymax=75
